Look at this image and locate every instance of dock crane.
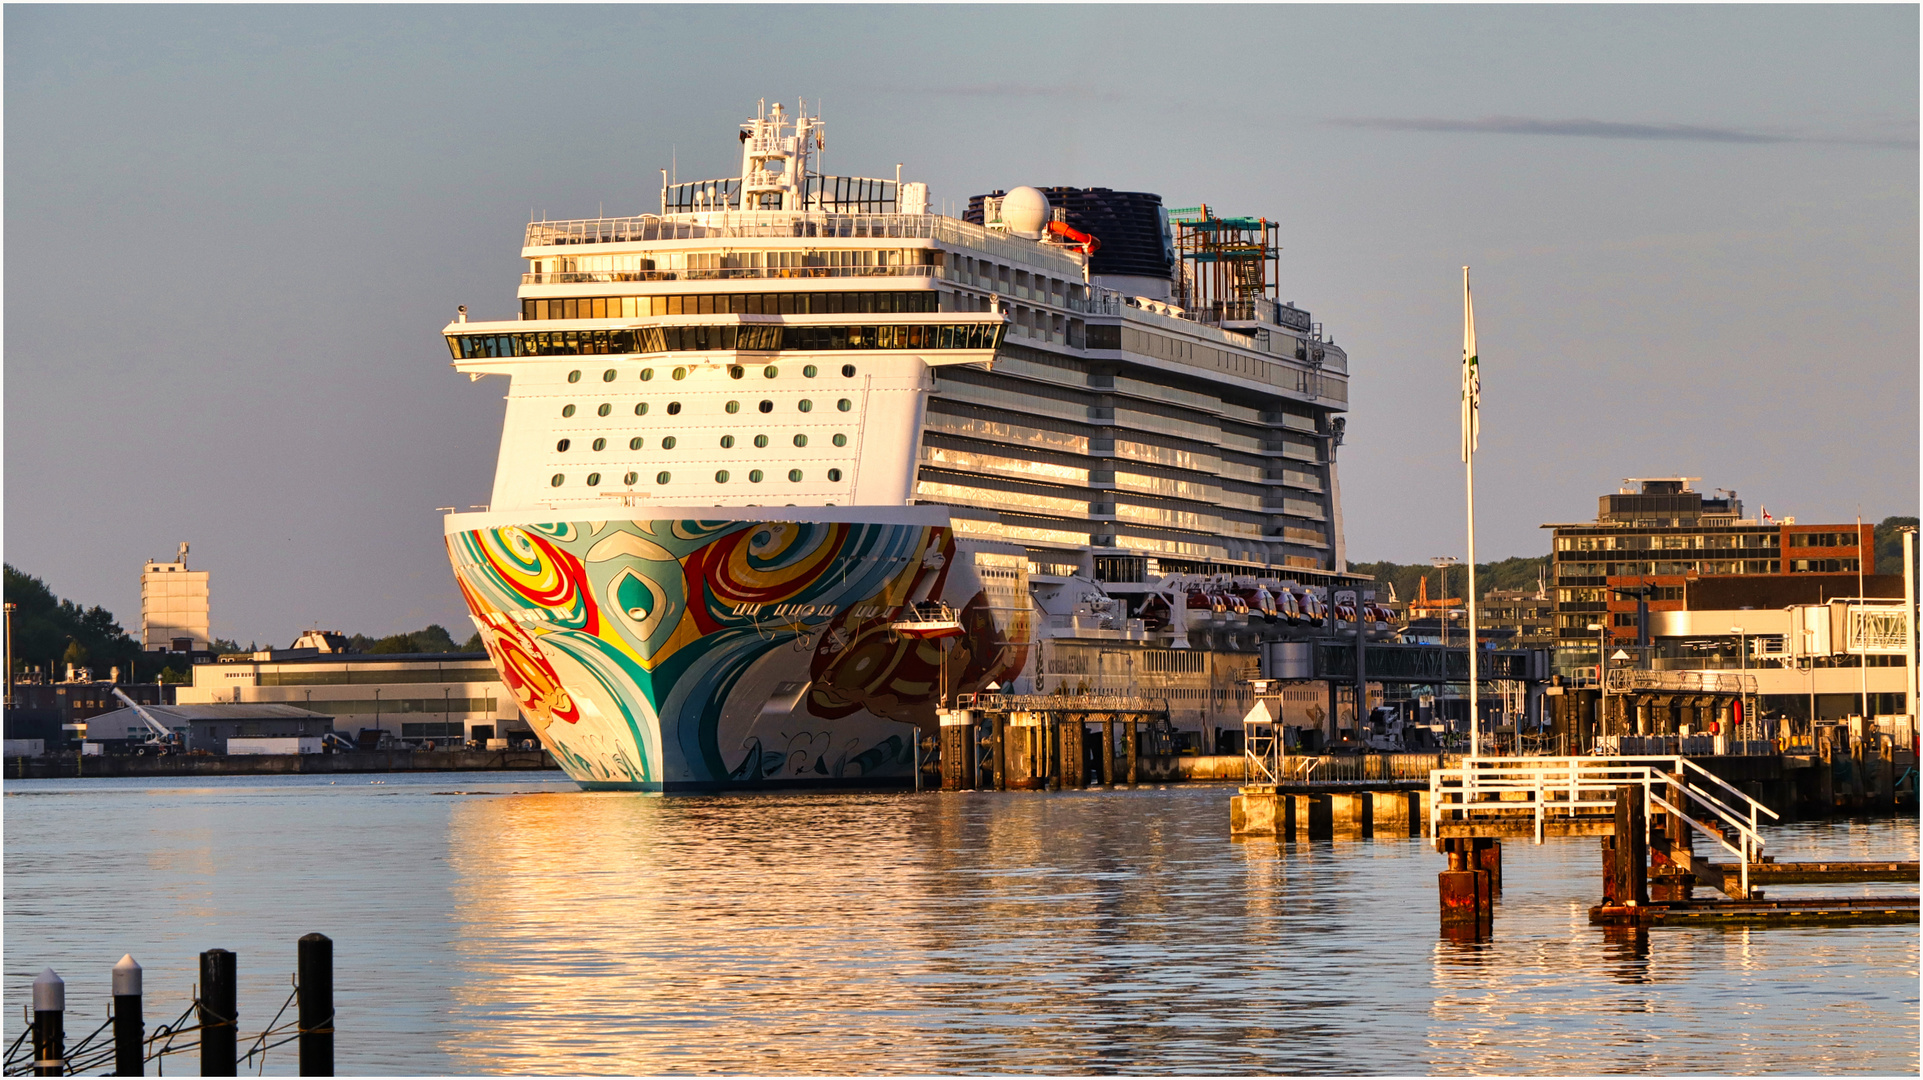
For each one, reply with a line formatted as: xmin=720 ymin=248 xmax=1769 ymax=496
xmin=111 ymin=687 xmax=182 ymax=754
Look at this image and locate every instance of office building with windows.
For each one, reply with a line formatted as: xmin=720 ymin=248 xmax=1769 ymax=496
xmin=1544 ymin=478 xmax=1873 ymax=677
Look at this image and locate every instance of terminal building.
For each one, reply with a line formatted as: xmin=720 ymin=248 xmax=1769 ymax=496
xmin=174 ymin=635 xmax=532 ymax=747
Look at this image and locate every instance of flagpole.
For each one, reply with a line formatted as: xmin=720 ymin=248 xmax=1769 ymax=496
xmin=1462 ymin=266 xmax=1480 ymax=759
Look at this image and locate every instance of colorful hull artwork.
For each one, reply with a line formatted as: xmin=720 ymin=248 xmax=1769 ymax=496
xmin=446 ymin=516 xmax=1030 ymax=790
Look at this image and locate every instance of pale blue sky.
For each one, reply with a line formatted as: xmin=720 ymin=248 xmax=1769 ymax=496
xmin=6 ymin=5 xmax=1916 ymax=644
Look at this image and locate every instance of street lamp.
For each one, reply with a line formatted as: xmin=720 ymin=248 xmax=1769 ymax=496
xmin=1430 ymin=556 xmax=1460 ymax=647
xmin=1588 ymin=622 xmax=1606 ymax=748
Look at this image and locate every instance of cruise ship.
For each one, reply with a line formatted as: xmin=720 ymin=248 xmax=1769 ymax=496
xmin=442 ymin=101 xmax=1387 ymax=790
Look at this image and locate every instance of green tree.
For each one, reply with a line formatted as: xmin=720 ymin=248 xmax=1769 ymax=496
xmin=1348 ymin=554 xmax=1551 ymax=604
xmin=1874 ymin=516 xmax=1919 ymax=576
xmin=5 ymin=564 xmax=142 ymax=681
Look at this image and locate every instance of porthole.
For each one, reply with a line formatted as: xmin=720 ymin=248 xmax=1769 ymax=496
xmin=655 ymin=471 xmax=671 ymax=485
xmin=726 ymin=400 xmax=741 ymax=414
xmin=592 ymin=438 xmax=607 ymax=451
xmin=836 ymin=398 xmax=851 ymax=412
xmin=841 ymin=364 xmax=856 ymax=377
xmin=763 ymin=365 xmax=778 ymax=379
xmin=667 ymin=402 xmax=682 ymax=415
xmin=803 ymin=364 xmax=818 ymax=378
xmin=832 ymin=434 xmax=848 ymax=447
xmin=629 ymin=437 xmax=643 ymax=450
xmin=550 ymin=474 xmax=565 ymax=487
xmin=753 ymin=434 xmax=769 ymax=448
xmin=640 ymin=368 xmax=654 ymax=381
xmin=602 ymin=369 xmax=617 ymax=383
xmin=635 ymin=402 xmax=649 ymax=416
xmin=597 ymin=403 xmax=611 ymax=417
xmin=567 ymin=370 xmax=582 ymax=383
xmin=793 ymin=434 xmax=808 ymax=447
xmin=798 ymin=399 xmax=814 ymax=413
xmin=788 ymin=469 xmax=803 ymax=483
xmin=720 ymin=435 xmax=735 ymax=448
xmin=758 ymin=400 xmax=774 ymax=414
xmin=715 ymin=470 xmax=730 ymax=483
xmin=749 ymin=470 xmax=764 ymax=483
xmin=828 ymin=468 xmax=843 ymax=481
xmin=561 ymin=404 xmax=577 ymax=417
xmin=556 ymin=439 xmax=571 ymax=452
xmin=587 ymin=472 xmax=601 ymax=486
xmin=729 ymin=365 xmax=744 ymax=380
xmin=672 ymin=367 xmax=687 ymax=381
xmin=623 ymin=471 xmax=637 ymax=485
xmin=661 ymin=436 xmax=677 ymax=450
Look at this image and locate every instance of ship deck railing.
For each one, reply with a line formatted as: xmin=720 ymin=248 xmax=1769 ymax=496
xmin=524 ymin=212 xmax=1085 ymax=274
xmin=522 ymin=265 xmax=940 ymax=285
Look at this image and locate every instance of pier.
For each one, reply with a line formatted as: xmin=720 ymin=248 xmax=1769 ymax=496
xmin=5 ymin=746 xmax=557 ymax=780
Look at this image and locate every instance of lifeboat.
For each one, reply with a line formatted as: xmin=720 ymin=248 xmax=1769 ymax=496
xmin=888 ymin=600 xmax=964 ymax=640
xmin=1333 ymin=599 xmax=1358 ymax=624
xmin=1294 ymin=590 xmax=1327 ymax=626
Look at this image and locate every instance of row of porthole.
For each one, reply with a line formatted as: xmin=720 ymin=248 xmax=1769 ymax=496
xmin=567 ymin=363 xmax=859 ymax=384
xmin=561 ymin=398 xmax=851 ymax=418
xmin=557 ymin=433 xmax=850 ymax=452
xmin=551 ymin=468 xmax=845 ymax=487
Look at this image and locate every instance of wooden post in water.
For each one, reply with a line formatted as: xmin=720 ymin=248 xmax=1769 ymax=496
xmin=1437 ymin=841 xmax=1491 ymax=937
xmin=1101 ymin=715 xmax=1116 ymax=787
xmin=112 ymin=955 xmax=143 ymax=1077
xmin=1124 ymin=717 xmax=1139 ymax=785
xmin=992 ymin=711 xmax=1008 ymax=791
xmin=200 ymin=949 xmax=238 ymax=1076
xmin=32 ymin=968 xmax=64 ymax=1078
xmin=298 ymin=933 xmax=334 ymax=1076
xmin=1608 ymin=785 xmax=1648 ymax=907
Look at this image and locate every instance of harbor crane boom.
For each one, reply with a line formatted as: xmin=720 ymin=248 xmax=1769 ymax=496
xmin=112 ymin=687 xmax=179 ymax=748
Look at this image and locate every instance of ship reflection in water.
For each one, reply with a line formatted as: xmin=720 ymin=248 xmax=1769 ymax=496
xmin=443 ymin=789 xmax=1918 ymax=1075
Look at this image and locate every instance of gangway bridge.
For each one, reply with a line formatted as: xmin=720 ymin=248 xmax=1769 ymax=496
xmin=1430 ymin=755 xmax=1918 ymax=919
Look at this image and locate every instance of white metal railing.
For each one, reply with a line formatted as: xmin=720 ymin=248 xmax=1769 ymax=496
xmin=1429 ymin=755 xmax=1779 ymax=893
xmin=1605 ymin=668 xmax=1756 ymax=695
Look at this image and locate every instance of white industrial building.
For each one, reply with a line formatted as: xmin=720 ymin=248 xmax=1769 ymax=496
xmin=174 ymin=646 xmax=533 ymax=747
xmin=141 ymin=542 xmax=210 ymax=651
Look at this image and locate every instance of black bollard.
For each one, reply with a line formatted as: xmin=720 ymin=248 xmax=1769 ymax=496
xmin=113 ymin=954 xmax=143 ymax=1076
xmin=200 ymin=949 xmax=238 ymax=1076
xmin=32 ymin=968 xmax=64 ymax=1077
xmin=298 ymin=933 xmax=334 ymax=1076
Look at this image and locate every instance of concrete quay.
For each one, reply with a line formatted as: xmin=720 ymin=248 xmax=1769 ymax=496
xmin=6 ymin=747 xmax=559 ymax=779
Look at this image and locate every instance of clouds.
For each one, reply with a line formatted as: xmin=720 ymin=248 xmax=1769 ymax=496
xmin=1329 ymin=114 xmax=1918 ymax=149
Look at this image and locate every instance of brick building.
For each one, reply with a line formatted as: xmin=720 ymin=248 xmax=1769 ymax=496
xmin=1543 ymin=478 xmax=1872 ymax=678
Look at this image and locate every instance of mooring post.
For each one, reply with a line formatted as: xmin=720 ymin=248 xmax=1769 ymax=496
xmin=32 ymin=968 xmax=64 ymax=1078
xmin=1436 ymin=840 xmax=1492 ymax=934
xmin=1611 ymin=785 xmax=1648 ymax=907
xmin=1044 ymin=715 xmax=1061 ymax=791
xmin=1474 ymin=837 xmax=1502 ymax=894
xmin=992 ymin=711 xmax=1008 ymax=791
xmin=1125 ymin=717 xmax=1139 ymax=785
xmin=200 ymin=948 xmax=238 ymax=1076
xmin=113 ymin=954 xmax=143 ymax=1077
xmin=1101 ymin=715 xmax=1116 ymax=787
xmin=939 ymin=709 xmax=973 ymax=790
xmin=298 ymin=933 xmax=334 ymax=1076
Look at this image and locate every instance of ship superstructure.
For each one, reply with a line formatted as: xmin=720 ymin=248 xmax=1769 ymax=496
xmin=443 ymin=101 xmax=1385 ymax=789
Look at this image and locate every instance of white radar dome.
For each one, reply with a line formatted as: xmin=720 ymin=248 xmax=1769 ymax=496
xmin=1000 ymin=186 xmax=1050 ymax=237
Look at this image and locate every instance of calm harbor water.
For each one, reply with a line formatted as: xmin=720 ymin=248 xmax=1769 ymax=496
xmin=4 ymin=773 xmax=1917 ymax=1075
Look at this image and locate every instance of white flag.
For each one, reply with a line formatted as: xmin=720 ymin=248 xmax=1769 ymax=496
xmin=1461 ymin=266 xmax=1480 ymax=462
